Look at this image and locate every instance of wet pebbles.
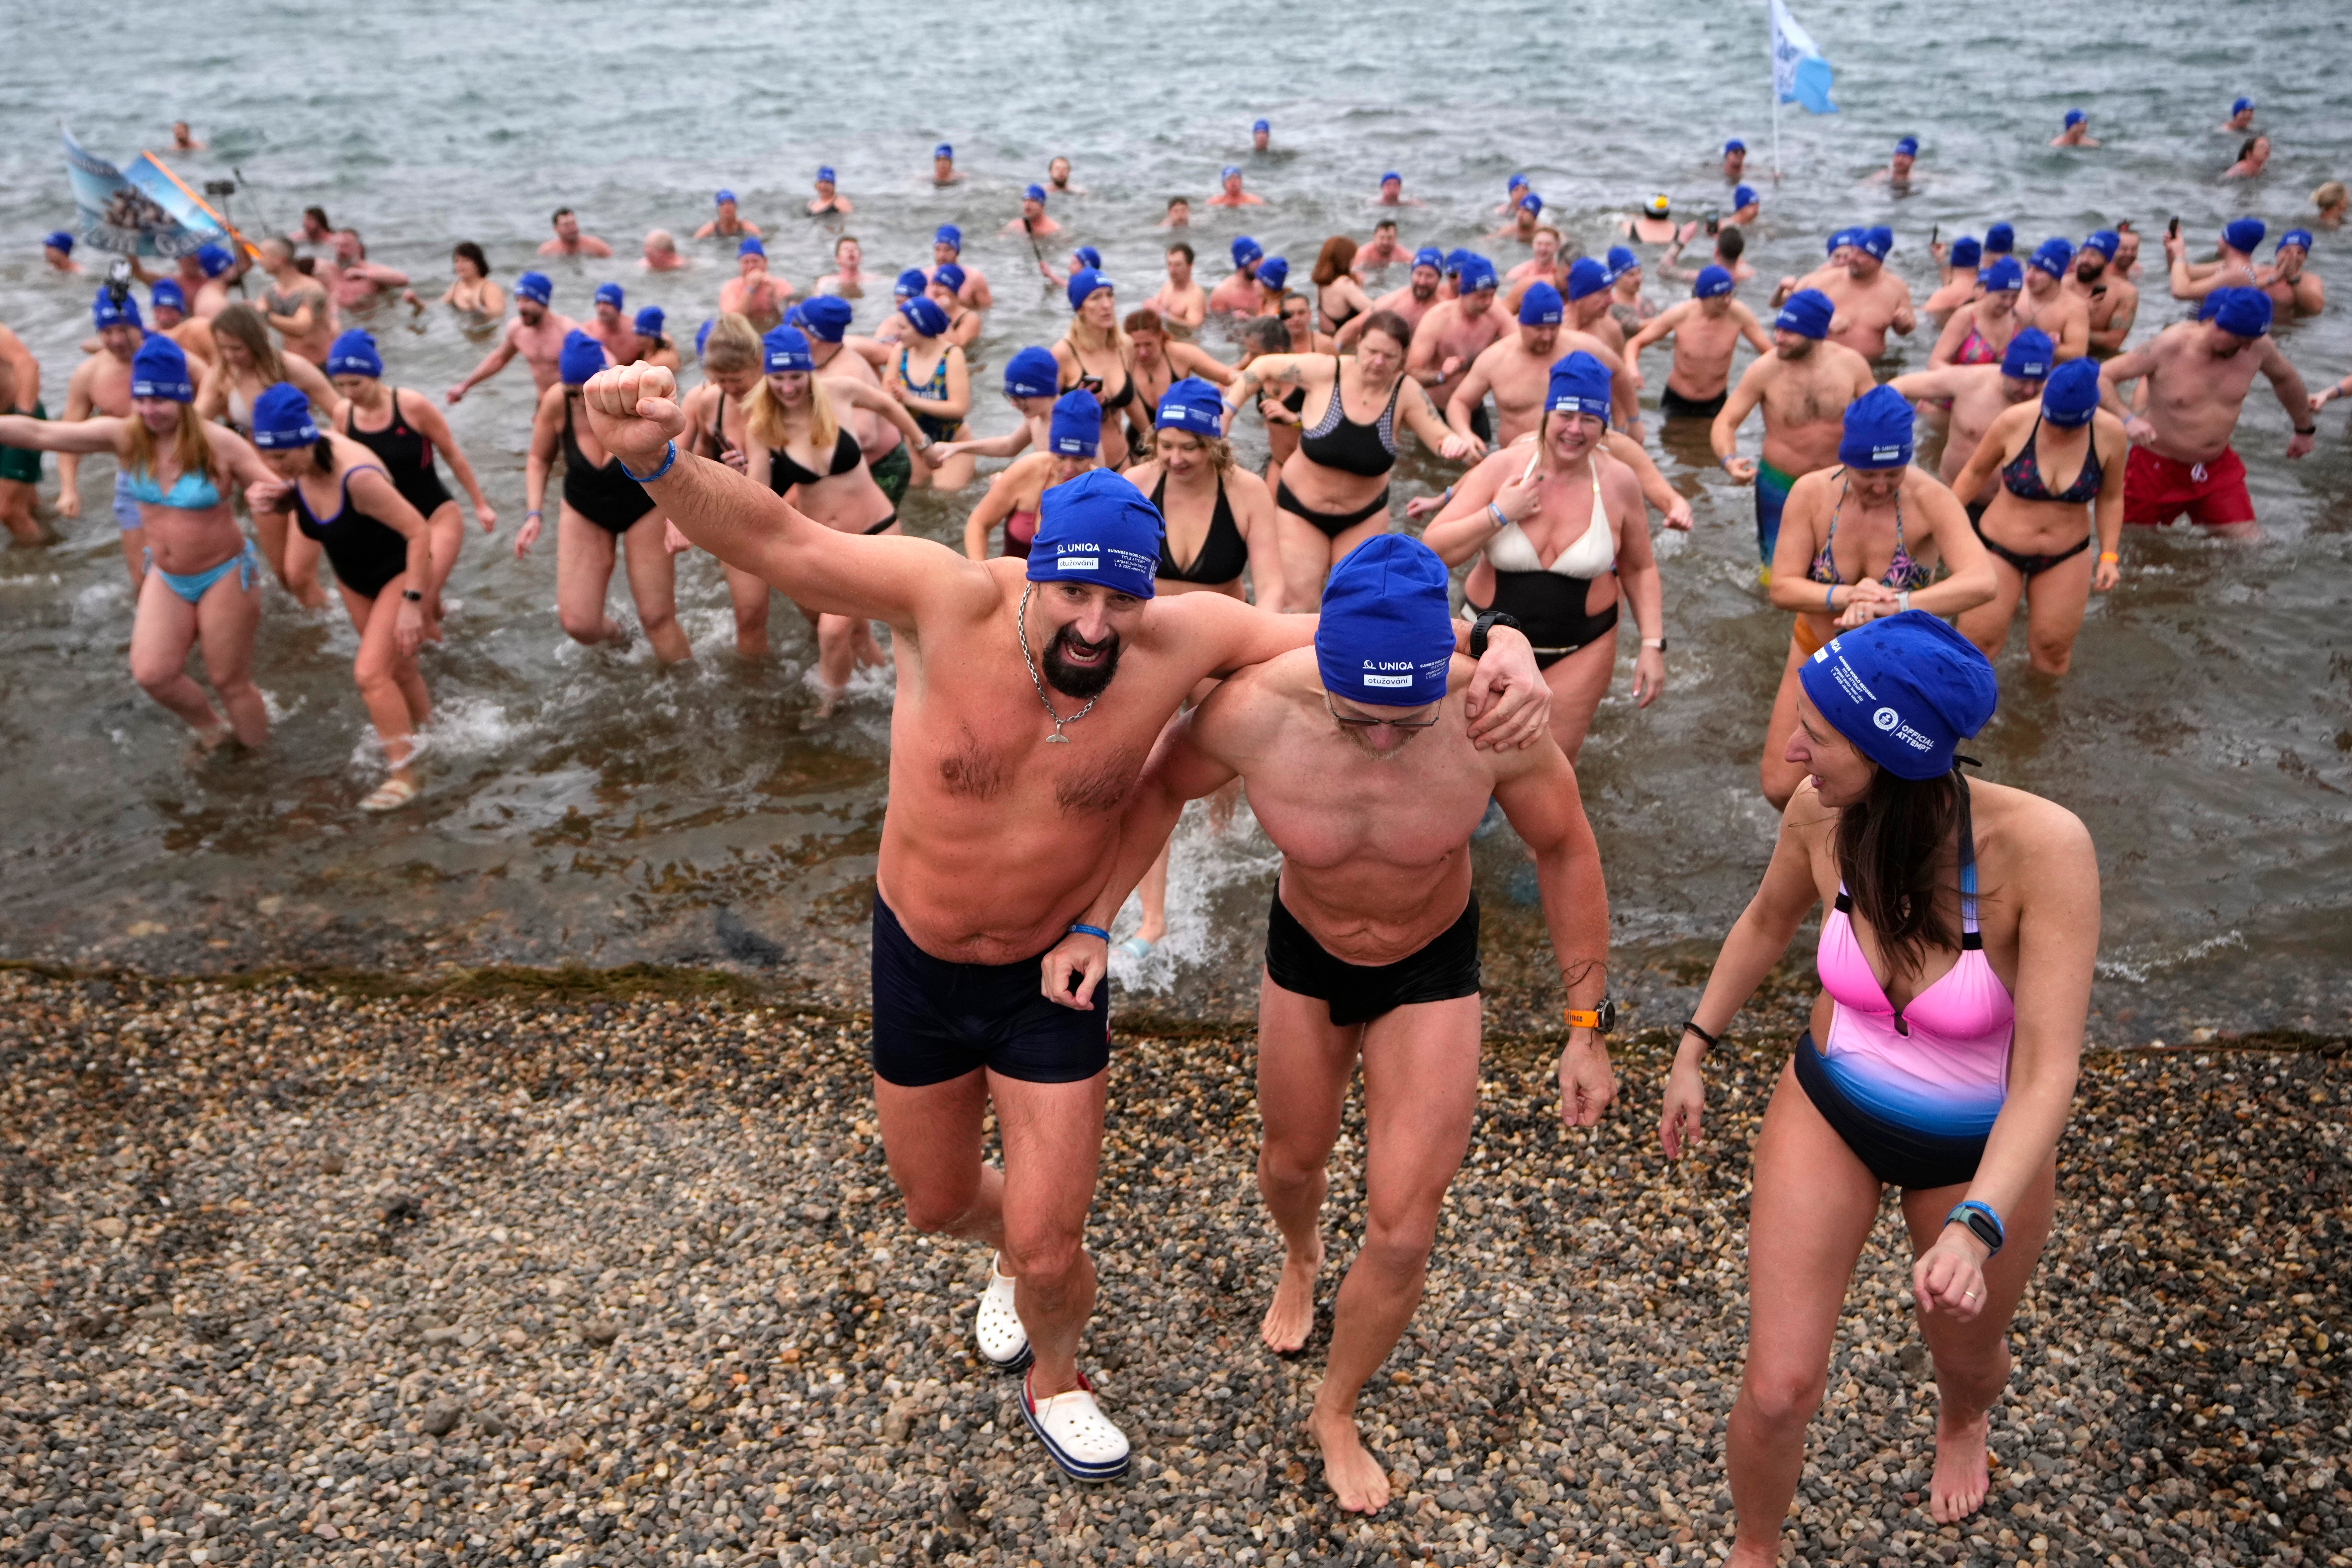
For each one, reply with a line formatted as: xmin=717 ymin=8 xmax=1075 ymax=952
xmin=0 ymin=969 xmax=2343 ymax=1567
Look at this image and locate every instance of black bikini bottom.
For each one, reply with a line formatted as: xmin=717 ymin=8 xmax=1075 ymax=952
xmin=1972 ymin=513 xmax=2089 ymax=578
xmin=1276 ymin=478 xmax=1389 ymax=539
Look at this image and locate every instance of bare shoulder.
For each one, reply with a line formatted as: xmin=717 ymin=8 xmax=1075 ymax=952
xmin=1187 ymin=646 xmax=1308 ymax=752
xmin=1224 ymin=464 xmax=1276 ymax=506
xmin=1122 ymin=458 xmax=1166 ymax=492
xmin=1595 ymin=449 xmax=1645 ymax=509
xmin=1785 ymin=465 xmax=1838 ymax=509
xmin=1976 ymin=779 xmax=2092 ymax=859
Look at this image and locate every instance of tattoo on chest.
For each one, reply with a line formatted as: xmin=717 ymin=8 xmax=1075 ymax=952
xmin=937 ymin=724 xmax=1010 ymax=800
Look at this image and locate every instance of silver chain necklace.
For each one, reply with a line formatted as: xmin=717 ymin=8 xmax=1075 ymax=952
xmin=1016 ymin=582 xmax=1100 ymax=743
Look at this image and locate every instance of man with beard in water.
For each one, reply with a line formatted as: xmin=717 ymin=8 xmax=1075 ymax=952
xmin=446 ymin=273 xmax=576 ymax=403
xmin=1038 ymin=536 xmax=1613 ymax=1515
xmin=2065 ymin=231 xmax=2138 ymax=357
xmin=571 ymin=361 xmax=1552 ymax=1486
xmin=1712 ymin=289 xmax=1876 ymax=574
xmin=1340 ymin=247 xmax=1445 ymax=346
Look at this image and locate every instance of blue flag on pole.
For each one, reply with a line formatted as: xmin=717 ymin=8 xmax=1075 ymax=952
xmin=1770 ymin=0 xmax=1838 ymax=115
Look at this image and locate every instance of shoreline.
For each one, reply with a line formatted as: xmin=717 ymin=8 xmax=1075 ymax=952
xmin=1 ymin=970 xmax=2342 ymax=1567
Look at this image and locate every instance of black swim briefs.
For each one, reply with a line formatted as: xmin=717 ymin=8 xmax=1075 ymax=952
xmin=1263 ymin=889 xmax=1480 ymax=1028
xmin=869 ymin=893 xmax=1112 ymax=1087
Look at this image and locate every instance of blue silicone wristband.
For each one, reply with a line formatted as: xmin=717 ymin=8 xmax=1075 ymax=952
xmin=618 ymin=439 xmax=677 ymax=484
xmin=1067 ymin=924 xmax=1111 ymax=942
xmin=1947 ymin=1199 xmax=2004 ymax=1258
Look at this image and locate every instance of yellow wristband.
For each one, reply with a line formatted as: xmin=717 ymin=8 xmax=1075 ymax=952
xmin=2098 ymin=551 xmax=2119 ymax=563
xmin=1565 ymin=1008 xmax=1604 ymax=1030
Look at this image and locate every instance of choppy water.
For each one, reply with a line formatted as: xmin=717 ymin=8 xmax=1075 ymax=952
xmin=2 ymin=1 xmax=2348 ymax=1037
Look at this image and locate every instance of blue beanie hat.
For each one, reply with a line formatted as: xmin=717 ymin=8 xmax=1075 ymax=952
xmin=1004 ymin=346 xmax=1060 ymax=399
xmin=1979 ymin=256 xmax=2025 ymax=293
xmin=1381 ymin=171 xmax=1402 ymax=185
xmin=559 ymin=330 xmax=608 ymax=386
xmin=1253 ymin=118 xmax=1270 ymax=133
xmin=1071 ymin=245 xmax=1102 ymax=272
xmin=44 ymin=230 xmax=73 ymax=254
xmin=1799 ymin=612 xmax=1996 ymax=779
xmin=935 ymin=223 xmax=961 ymax=252
xmin=326 ymin=329 xmax=383 ymax=378
xmin=129 ymin=336 xmax=194 ymax=402
xmin=2000 ymin=327 xmax=2054 ymax=379
xmin=1519 ymin=193 xmax=1543 ymax=214
xmin=797 ymin=295 xmax=852 ymax=342
xmin=1733 ymin=183 xmax=1759 ymax=211
xmin=898 ymin=295 xmax=950 ymax=338
xmin=739 ymin=236 xmax=765 ymax=258
xmin=2204 ymin=286 xmax=2272 ymax=338
xmin=2042 ymin=359 xmax=2101 ymax=428
xmin=1255 ymin=257 xmax=1290 ymax=291
xmin=594 ymin=281 xmax=625 ymax=310
xmin=714 ymin=188 xmax=735 ymax=205
xmin=1221 ymin=165 xmax=1242 ymax=181
xmin=1025 ymin=183 xmax=1048 ymax=202
xmin=515 ymin=271 xmax=553 ymax=304
xmin=1894 ymin=136 xmax=1919 ymax=157
xmin=1231 ymin=236 xmax=1262 ymax=268
xmin=1827 ymin=227 xmax=1861 ymax=256
xmin=1775 ymin=288 xmax=1834 ymax=339
xmin=634 ymin=305 xmax=665 ymax=338
xmin=816 ymin=166 xmax=836 ymax=184
xmin=2232 ymin=97 xmax=2253 ymax=115
xmin=1517 ymin=282 xmax=1564 ymax=325
xmin=1457 ymin=255 xmax=1498 ymax=294
xmin=1726 ymin=138 xmax=1747 ymax=154
xmin=1605 ymin=245 xmax=1638 ymax=279
xmin=1443 ymin=249 xmax=1470 ymax=276
xmin=694 ymin=319 xmax=714 ymax=357
xmin=1858 ymin=226 xmax=1894 ymax=261
xmin=934 ymin=144 xmax=952 ymax=160
xmin=1984 ymin=222 xmax=2015 ymax=254
xmin=2064 ymin=109 xmax=2086 ymax=128
xmin=1025 ymin=467 xmax=1162 ymax=599
xmin=934 ymin=262 xmax=968 ymax=292
xmin=893 ymin=268 xmax=927 ymax=300
xmin=92 ymin=288 xmax=142 ymax=330
xmin=1565 ymin=257 xmax=1610 ymax=301
xmin=1154 ymin=376 xmax=1226 ymax=437
xmin=2081 ymin=229 xmax=2119 ymax=260
xmin=761 ymin=325 xmax=814 ymax=373
xmin=2278 ymin=228 xmax=2313 ymax=254
xmin=1315 ymin=535 xmax=1456 ymax=709
xmin=150 ymin=279 xmax=186 ymax=312
xmin=249 ymin=381 xmax=318 ymax=447
xmin=1694 ymin=265 xmax=1735 ymax=299
xmin=1065 ymin=267 xmax=1114 ymax=312
xmin=1049 ymin=389 xmax=1102 ymax=456
xmin=1413 ymin=247 xmax=1444 ymax=270
xmin=1508 ymin=173 xmax=1528 ymax=192
xmin=1545 ymin=351 xmax=1612 ymax=418
xmin=197 ymin=243 xmax=232 ymax=276
xmin=1949 ymin=235 xmax=1982 ymax=269
xmin=2030 ymin=238 xmax=2074 ymax=277
xmin=2221 ymin=217 xmax=2265 ymax=255
xmin=1838 ymin=384 xmax=1915 ymax=470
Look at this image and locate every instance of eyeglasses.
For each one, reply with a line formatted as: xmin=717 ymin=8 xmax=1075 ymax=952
xmin=1325 ymin=694 xmax=1442 ymax=730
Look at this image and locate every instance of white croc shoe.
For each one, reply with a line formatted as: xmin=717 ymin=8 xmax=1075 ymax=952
xmin=973 ymin=1253 xmax=1031 ymax=1373
xmin=1020 ymin=1368 xmax=1130 ymax=1481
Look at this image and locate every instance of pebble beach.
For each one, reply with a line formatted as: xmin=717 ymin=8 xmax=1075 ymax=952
xmin=0 ymin=967 xmax=2342 ymax=1567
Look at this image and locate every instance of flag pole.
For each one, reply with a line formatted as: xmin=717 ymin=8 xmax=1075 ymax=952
xmin=1770 ymin=3 xmax=1783 ymax=181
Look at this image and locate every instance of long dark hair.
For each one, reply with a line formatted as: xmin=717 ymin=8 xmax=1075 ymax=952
xmin=1836 ymin=769 xmax=1963 ymax=978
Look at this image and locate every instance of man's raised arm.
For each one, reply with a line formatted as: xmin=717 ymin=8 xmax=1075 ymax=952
xmin=581 ymin=363 xmax=991 ymax=630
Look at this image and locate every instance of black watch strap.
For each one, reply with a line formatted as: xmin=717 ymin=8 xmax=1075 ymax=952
xmin=1469 ymin=610 xmax=1522 ymax=660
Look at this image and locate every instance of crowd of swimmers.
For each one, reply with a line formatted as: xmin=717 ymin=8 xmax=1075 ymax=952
xmin=0 ymin=98 xmax=2337 ymax=1556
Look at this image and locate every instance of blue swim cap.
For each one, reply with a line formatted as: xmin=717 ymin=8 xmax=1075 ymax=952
xmin=2064 ymin=109 xmax=2086 ymax=128
xmin=559 ymin=330 xmax=608 ymax=386
xmin=1826 ymin=227 xmax=1860 ymax=257
xmin=2222 ymin=217 xmax=2266 ymax=254
xmin=1066 ymin=266 xmax=1114 ymax=311
xmin=1565 ymin=257 xmax=1610 ymax=301
xmin=1315 ymin=535 xmax=1456 ymax=710
xmin=1049 ymin=389 xmax=1102 ymax=456
xmin=1733 ymin=184 xmax=1758 ymax=211
xmin=738 ymin=237 xmax=765 ymax=259
xmin=1072 ymin=246 xmax=1102 ymax=272
xmin=92 ymin=288 xmax=142 ymax=330
xmin=935 ymin=223 xmax=961 ymax=252
xmin=2000 ymin=327 xmax=2053 ymax=380
xmin=1858 ymin=226 xmax=1894 ymax=261
xmin=1255 ymin=257 xmax=1289 ymax=291
xmin=594 ymin=282 xmax=625 ymax=310
xmin=634 ymin=306 xmax=665 ymax=338
xmin=899 ymin=296 xmax=950 ymax=338
xmin=815 ymin=166 xmax=835 ymax=185
xmin=150 ymin=279 xmax=186 ymax=312
xmin=761 ymin=326 xmax=814 ymax=373
xmin=1979 ymin=256 xmax=2024 ymax=293
xmin=44 ymin=230 xmax=73 ymax=254
xmin=2204 ymin=286 xmax=2272 ymax=339
xmin=1508 ymin=173 xmax=1529 ymax=192
xmin=2081 ymin=229 xmax=2119 ymax=260
xmin=1949 ymin=236 xmax=1982 ymax=269
xmin=1694 ymin=265 xmax=1735 ymax=299
xmin=1443 ymin=249 xmax=1470 ymax=276
xmin=1221 ymin=165 xmax=1242 ymax=182
xmin=516 ymin=271 xmax=553 ymax=304
xmin=2279 ymin=228 xmax=2314 ymax=254
xmin=1605 ymin=246 xmax=1638 ymax=279
xmin=1838 ymin=384 xmax=1915 ymax=470
xmin=1517 ymin=282 xmax=1564 ymax=325
xmin=797 ymin=295 xmax=853 ymax=342
xmin=1413 ymin=247 xmax=1444 ymax=271
xmin=1775 ymin=287 xmax=1834 ymax=340
xmin=934 ymin=144 xmax=952 ymax=160
xmin=1026 ymin=184 xmax=1048 ymax=203
xmin=1457 ymin=255 xmax=1498 ymax=294
xmin=326 ymin=329 xmax=383 ymax=379
xmin=1984 ymin=222 xmax=2015 ymax=254
xmin=1004 ymin=346 xmax=1061 ymax=399
xmin=197 ymin=243 xmax=231 ymax=276
xmin=893 ymin=268 xmax=928 ymax=300
xmin=2042 ymin=359 xmax=2100 ymax=428
xmin=2029 ymin=238 xmax=2074 ymax=277
xmin=714 ymin=188 xmax=735 ymax=205
xmin=1726 ymin=138 xmax=1747 ymax=154
xmin=1894 ymin=136 xmax=1919 ymax=157
xmin=250 ymin=381 xmax=318 ymax=447
xmin=1231 ymin=235 xmax=1262 ymax=268
xmin=2232 ymin=96 xmax=2253 ymax=114
xmin=1154 ymin=376 xmax=1226 ymax=437
xmin=1545 ymin=350 xmax=1612 ymax=418
xmin=1519 ymin=193 xmax=1543 ymax=214
xmin=130 ymin=336 xmax=194 ymax=402
xmin=1025 ymin=467 xmax=1162 ymax=600
xmin=934 ymin=262 xmax=967 ymax=292
xmin=1799 ymin=611 xmax=1996 ymax=780
xmin=695 ymin=318 xmax=714 ymax=357
xmin=1381 ymin=171 xmax=1401 ymax=185
xmin=1253 ymin=118 xmax=1270 ymax=134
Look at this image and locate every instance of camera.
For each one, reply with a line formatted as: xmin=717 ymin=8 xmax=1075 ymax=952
xmin=204 ymin=179 xmax=238 ymax=198
xmin=105 ymin=257 xmax=133 ymax=309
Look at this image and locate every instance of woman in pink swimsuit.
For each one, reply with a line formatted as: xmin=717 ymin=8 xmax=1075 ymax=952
xmin=1657 ymin=612 xmax=2098 ymax=1562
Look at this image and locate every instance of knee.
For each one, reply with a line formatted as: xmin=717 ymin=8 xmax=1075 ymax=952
xmin=556 ymin=607 xmax=606 ymax=644
xmin=130 ymin=657 xmax=181 ymax=698
xmin=1359 ymin=1207 xmax=1440 ymax=1273
xmin=638 ymin=604 xmax=678 ymax=638
xmin=2026 ymin=640 xmax=2072 ymax=675
xmin=1741 ymin=1365 xmax=1827 ymax=1430
xmin=899 ymin=1191 xmax=972 ymax=1237
xmin=1000 ymin=1226 xmax=1086 ymax=1288
xmin=1257 ymin=1141 xmax=1328 ymax=1192
xmin=353 ymin=652 xmax=398 ymax=695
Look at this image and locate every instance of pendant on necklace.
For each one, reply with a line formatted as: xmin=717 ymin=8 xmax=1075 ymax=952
xmin=1047 ymin=733 xmax=1071 ymax=744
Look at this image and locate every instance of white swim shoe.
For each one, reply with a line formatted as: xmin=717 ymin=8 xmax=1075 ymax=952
xmin=973 ymin=1253 xmax=1031 ymax=1373
xmin=1020 ymin=1368 xmax=1130 ymax=1481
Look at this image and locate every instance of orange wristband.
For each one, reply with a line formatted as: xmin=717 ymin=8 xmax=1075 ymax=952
xmin=2098 ymin=551 xmax=2119 ymax=563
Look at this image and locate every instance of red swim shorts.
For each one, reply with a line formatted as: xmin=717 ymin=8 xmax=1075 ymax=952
xmin=2123 ymin=444 xmax=2253 ymax=527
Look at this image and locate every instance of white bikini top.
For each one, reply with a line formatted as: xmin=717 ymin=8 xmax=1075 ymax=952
xmin=1484 ymin=454 xmax=1615 ymax=579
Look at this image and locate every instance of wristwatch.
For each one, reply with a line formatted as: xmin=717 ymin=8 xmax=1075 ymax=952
xmin=401 ymin=588 xmax=424 ymax=603
xmin=1640 ymin=636 xmax=1667 ymax=652
xmin=1469 ymin=611 xmax=1522 ymax=660
xmin=1565 ymin=998 xmax=1616 ymax=1033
